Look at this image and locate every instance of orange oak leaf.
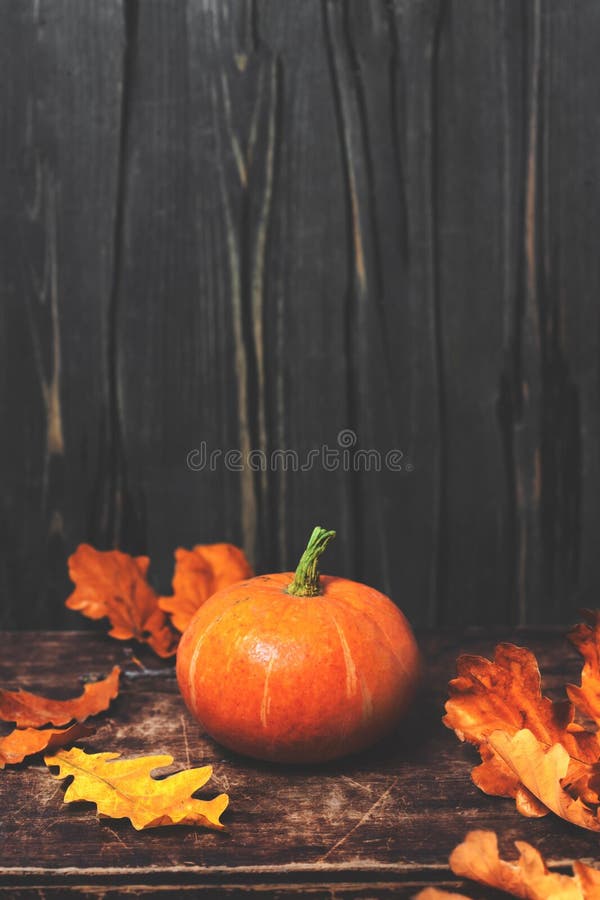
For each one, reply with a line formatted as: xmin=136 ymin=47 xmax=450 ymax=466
xmin=158 ymin=544 xmax=253 ymax=633
xmin=489 ymin=729 xmax=600 ymax=831
xmin=67 ymin=546 xmax=177 ymax=657
xmin=443 ymin=643 xmax=600 ymax=816
xmin=575 ymin=861 xmax=600 ymax=898
xmin=0 ymin=723 xmax=94 ymax=769
xmin=0 ymin=666 xmax=120 ymax=727
xmin=444 ymin=643 xmax=599 ymax=757
xmin=416 ymin=830 xmax=600 ymax=899
xmin=568 ymin=610 xmax=600 ymax=726
xmin=449 ymin=829 xmax=600 ymax=899
xmin=45 ymin=746 xmax=229 ymax=831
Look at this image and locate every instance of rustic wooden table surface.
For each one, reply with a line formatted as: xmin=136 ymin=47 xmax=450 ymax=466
xmin=1 ymin=629 xmax=598 ymax=898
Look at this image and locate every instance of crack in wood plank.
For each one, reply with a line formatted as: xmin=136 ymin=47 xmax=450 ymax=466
xmin=317 ymin=777 xmax=400 ymax=862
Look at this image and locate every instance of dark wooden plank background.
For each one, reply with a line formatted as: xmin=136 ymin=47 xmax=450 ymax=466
xmin=1 ymin=0 xmax=599 ymax=629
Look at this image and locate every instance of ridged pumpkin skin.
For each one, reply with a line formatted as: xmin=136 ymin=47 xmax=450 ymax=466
xmin=176 ymin=572 xmax=420 ymax=763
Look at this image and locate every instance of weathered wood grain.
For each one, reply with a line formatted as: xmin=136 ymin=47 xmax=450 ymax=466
xmin=322 ymin=0 xmax=443 ymax=620
xmin=0 ymin=879 xmax=506 ymax=900
xmin=111 ymin=0 xmax=213 ymax=593
xmin=0 ymin=629 xmax=599 ymax=898
xmin=218 ymin=0 xmax=360 ymax=578
xmin=539 ymin=0 xmax=600 ymax=618
xmin=0 ymin=0 xmax=124 ymax=627
xmin=1 ymin=0 xmax=600 ymax=629
xmin=435 ymin=1 xmax=514 ymax=625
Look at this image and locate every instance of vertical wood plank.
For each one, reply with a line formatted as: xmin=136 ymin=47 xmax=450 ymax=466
xmin=538 ymin=0 xmax=600 ymax=619
xmin=184 ymin=0 xmax=357 ymax=577
xmin=186 ymin=0 xmax=279 ymax=573
xmin=322 ymin=0 xmax=443 ymax=622
xmin=113 ymin=0 xmax=209 ymax=592
xmin=493 ymin=0 xmax=600 ymax=623
xmin=434 ymin=0 xmax=519 ymax=623
xmin=0 ymin=0 xmax=124 ymax=627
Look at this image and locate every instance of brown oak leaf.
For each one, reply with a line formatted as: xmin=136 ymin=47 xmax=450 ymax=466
xmin=443 ymin=643 xmax=600 ymax=816
xmin=158 ymin=543 xmax=253 ymax=633
xmin=67 ymin=546 xmax=177 ymax=657
xmin=0 ymin=666 xmax=120 ymax=727
xmin=0 ymin=723 xmax=94 ymax=768
xmin=489 ymin=729 xmax=600 ymax=832
xmin=448 ymin=829 xmax=599 ymax=899
xmin=568 ymin=610 xmax=600 ymax=727
xmin=45 ymin=746 xmax=229 ymax=831
xmin=575 ymin=861 xmax=600 ymax=898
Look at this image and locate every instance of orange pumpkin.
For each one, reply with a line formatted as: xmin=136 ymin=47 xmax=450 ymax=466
xmin=176 ymin=527 xmax=420 ymax=763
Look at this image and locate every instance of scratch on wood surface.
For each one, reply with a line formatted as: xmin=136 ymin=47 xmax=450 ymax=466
xmin=25 ymin=143 xmax=43 ymax=220
xmin=213 ymin=81 xmax=257 ymax=566
xmin=24 ymin=172 xmax=65 ymax=467
xmin=525 ymin=0 xmax=541 ymax=328
xmin=519 ymin=515 xmax=527 ymax=622
xmin=348 ymin=175 xmax=367 ymax=296
xmin=533 ymin=446 xmax=542 ymax=503
xmin=221 ymin=73 xmax=247 ymax=188
xmin=515 ymin=0 xmax=542 ymax=623
xmin=103 ymin=826 xmax=129 ymax=850
xmin=426 ymin=0 xmax=447 ymax=625
xmin=180 ymin=713 xmax=191 ymax=768
xmin=235 ymin=52 xmax=248 ymax=72
xmin=341 ymin=775 xmax=374 ymax=794
xmin=317 ymin=777 xmax=399 ymax=861
xmin=41 ymin=783 xmax=63 ymax=807
xmin=247 ymin=65 xmax=265 ymax=170
xmin=43 ymin=179 xmax=65 ymax=458
xmin=323 ymin=3 xmax=368 ymax=300
xmin=252 ymin=58 xmax=279 ymax=509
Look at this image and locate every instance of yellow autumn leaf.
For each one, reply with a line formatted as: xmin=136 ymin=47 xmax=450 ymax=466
xmin=45 ymin=746 xmax=229 ymax=831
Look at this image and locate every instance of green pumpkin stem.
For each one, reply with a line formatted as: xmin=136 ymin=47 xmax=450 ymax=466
xmin=287 ymin=526 xmax=336 ymax=597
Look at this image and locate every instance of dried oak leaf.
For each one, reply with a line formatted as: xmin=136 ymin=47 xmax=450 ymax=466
xmin=567 ymin=610 xmax=600 ymax=727
xmin=576 ymin=861 xmax=600 ymax=898
xmin=415 ymin=830 xmax=600 ymax=900
xmin=0 ymin=666 xmax=120 ymax=727
xmin=159 ymin=543 xmax=253 ymax=633
xmin=489 ymin=729 xmax=600 ymax=832
xmin=450 ymin=829 xmax=600 ymax=900
xmin=67 ymin=546 xmax=177 ymax=658
xmin=443 ymin=643 xmax=600 ymax=816
xmin=0 ymin=723 xmax=94 ymax=769
xmin=45 ymin=746 xmax=229 ymax=831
